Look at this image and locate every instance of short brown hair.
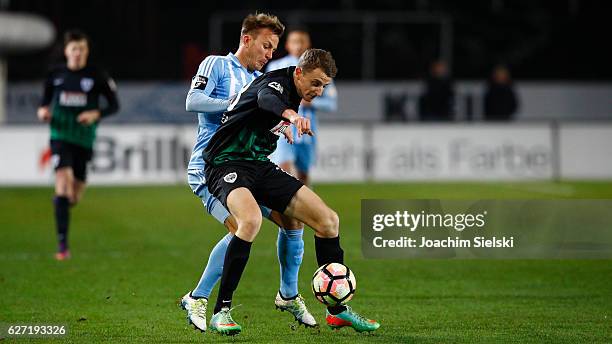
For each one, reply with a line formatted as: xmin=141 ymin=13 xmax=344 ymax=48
xmin=241 ymin=13 xmax=285 ymax=38
xmin=64 ymin=29 xmax=89 ymax=47
xmin=298 ymin=49 xmax=337 ymax=78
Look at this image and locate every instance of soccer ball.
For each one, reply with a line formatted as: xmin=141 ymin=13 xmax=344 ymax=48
xmin=311 ymin=263 xmax=356 ymax=306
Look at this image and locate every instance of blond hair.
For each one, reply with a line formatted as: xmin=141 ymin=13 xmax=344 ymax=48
xmin=240 ymin=13 xmax=285 ymax=39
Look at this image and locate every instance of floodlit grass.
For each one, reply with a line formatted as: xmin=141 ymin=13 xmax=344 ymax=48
xmin=1 ymin=182 xmax=611 ymax=343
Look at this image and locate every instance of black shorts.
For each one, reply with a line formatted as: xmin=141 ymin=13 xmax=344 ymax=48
xmin=50 ymin=139 xmax=93 ymax=182
xmin=205 ymin=160 xmax=304 ymax=214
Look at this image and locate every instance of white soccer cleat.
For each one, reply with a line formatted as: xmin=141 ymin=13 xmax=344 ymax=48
xmin=180 ymin=291 xmax=208 ymax=332
xmin=274 ymin=292 xmax=318 ymax=327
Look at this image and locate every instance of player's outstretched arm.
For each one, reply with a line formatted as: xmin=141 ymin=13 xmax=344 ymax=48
xmin=185 ymin=90 xmax=230 ymax=113
xmin=185 ymin=56 xmax=229 ymax=113
xmin=257 ymin=86 xmax=315 ymax=137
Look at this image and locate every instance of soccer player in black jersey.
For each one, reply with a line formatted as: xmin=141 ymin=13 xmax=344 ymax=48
xmin=37 ymin=30 xmax=119 ymax=260
xmin=203 ymin=49 xmax=379 ymax=335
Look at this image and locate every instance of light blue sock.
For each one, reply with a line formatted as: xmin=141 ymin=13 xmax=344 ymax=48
xmin=277 ymin=227 xmax=304 ymax=298
xmin=192 ymin=233 xmax=233 ymax=299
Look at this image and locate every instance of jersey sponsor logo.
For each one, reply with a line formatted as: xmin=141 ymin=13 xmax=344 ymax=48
xmin=270 ymin=120 xmax=291 ymax=136
xmin=53 ymin=78 xmax=64 ymax=86
xmin=191 ymin=75 xmax=208 ymax=90
xmin=59 ymin=91 xmax=87 ymax=106
xmin=268 ymin=82 xmax=284 ymax=94
xmin=223 ymin=172 xmax=237 ymax=183
xmin=80 ymin=78 xmax=94 ymax=92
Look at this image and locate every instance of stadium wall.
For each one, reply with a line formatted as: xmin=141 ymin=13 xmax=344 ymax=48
xmin=6 ymin=82 xmax=612 ymax=124
xmin=1 ymin=124 xmax=610 ymax=185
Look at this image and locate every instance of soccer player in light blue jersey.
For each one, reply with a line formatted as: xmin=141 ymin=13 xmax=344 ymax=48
xmin=179 ymin=13 xmax=316 ymax=332
xmin=267 ymin=29 xmax=338 ymax=186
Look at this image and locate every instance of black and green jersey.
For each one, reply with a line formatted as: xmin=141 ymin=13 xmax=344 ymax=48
xmin=203 ymin=67 xmax=301 ymax=167
xmin=41 ymin=64 xmax=119 ymax=149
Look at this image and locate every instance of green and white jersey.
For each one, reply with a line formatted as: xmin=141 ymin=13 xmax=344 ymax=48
xmin=203 ymin=67 xmax=301 ymax=167
xmin=41 ymin=64 xmax=119 ymax=148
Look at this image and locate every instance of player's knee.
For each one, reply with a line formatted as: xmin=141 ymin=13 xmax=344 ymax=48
xmin=236 ymin=216 xmax=262 ymax=241
xmin=318 ymin=209 xmax=339 ymax=238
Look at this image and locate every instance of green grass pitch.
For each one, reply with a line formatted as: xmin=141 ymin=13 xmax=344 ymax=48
xmin=1 ymin=182 xmax=611 ymax=343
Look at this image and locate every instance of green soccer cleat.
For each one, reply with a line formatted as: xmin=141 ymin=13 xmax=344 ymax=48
xmin=326 ymin=306 xmax=380 ymax=333
xmin=209 ymin=307 xmax=241 ymax=336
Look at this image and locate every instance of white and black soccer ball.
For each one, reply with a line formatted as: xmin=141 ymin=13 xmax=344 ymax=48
xmin=311 ymin=263 xmax=356 ymax=306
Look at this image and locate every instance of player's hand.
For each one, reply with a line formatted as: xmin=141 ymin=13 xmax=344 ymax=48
xmin=77 ymin=110 xmax=101 ymax=126
xmin=292 ymin=116 xmax=314 ymax=137
xmin=37 ymin=106 xmax=51 ymax=122
xmin=282 ymin=127 xmax=294 ymax=144
xmin=282 ymin=109 xmax=314 ymax=137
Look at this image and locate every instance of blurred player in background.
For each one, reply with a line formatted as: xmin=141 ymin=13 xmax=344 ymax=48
xmin=37 ymin=30 xmax=119 ymax=261
xmin=267 ymin=28 xmax=337 ymax=186
xmin=180 ymin=13 xmax=317 ymax=332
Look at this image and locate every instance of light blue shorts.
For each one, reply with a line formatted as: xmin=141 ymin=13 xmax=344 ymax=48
xmin=269 ymin=139 xmax=316 ymax=174
xmin=187 ymin=169 xmax=272 ymax=224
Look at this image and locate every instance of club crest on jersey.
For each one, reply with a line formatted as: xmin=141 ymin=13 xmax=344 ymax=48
xmin=80 ymin=78 xmax=94 ymax=92
xmin=268 ymin=82 xmax=283 ymax=94
xmin=224 ymin=172 xmax=237 ymax=183
xmin=191 ymin=75 xmax=208 ymax=90
xmin=270 ymin=120 xmax=291 ymax=136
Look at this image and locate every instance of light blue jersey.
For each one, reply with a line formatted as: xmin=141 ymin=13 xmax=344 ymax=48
xmin=185 ymin=53 xmax=266 ymax=223
xmin=186 ymin=53 xmax=262 ymax=170
xmin=267 ymin=55 xmax=337 ymax=172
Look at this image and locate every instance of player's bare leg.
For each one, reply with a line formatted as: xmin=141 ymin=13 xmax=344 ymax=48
xmin=55 ymin=167 xmax=75 ymax=201
xmin=183 ymin=198 xmax=315 ymax=332
xmin=209 ymin=187 xmax=262 ymax=335
xmin=284 ymin=185 xmax=380 ymax=332
xmin=284 ymin=186 xmax=338 ymax=239
xmin=224 ymin=215 xmax=238 ymax=234
xmin=72 ymin=179 xmax=87 ymax=205
xmin=180 ymin=212 xmax=238 ymax=333
xmin=227 ymin=188 xmax=262 ymax=242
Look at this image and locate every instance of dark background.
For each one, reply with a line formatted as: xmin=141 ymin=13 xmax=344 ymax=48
xmin=4 ymin=0 xmax=611 ymax=81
